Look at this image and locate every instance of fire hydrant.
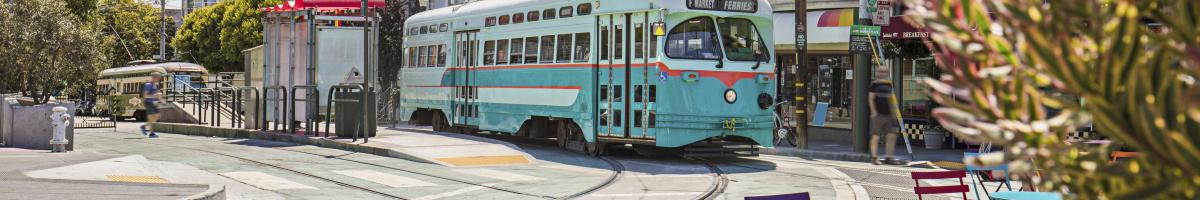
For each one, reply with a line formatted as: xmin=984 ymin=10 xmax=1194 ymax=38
xmin=49 ymin=106 xmax=71 ymax=152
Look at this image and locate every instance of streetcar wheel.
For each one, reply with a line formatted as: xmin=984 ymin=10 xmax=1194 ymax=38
xmin=431 ymin=112 xmax=449 ymax=132
xmin=556 ymin=122 xmax=569 ymax=149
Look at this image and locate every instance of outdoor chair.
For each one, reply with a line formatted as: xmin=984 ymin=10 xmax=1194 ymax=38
xmin=910 ymin=170 xmax=970 ymax=200
xmin=1110 ymin=151 xmax=1138 ymax=163
xmin=744 ymin=192 xmax=810 ymax=200
xmin=964 ymin=152 xmax=1014 ymax=199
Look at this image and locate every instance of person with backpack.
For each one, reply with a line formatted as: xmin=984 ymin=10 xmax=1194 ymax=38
xmin=869 ymin=66 xmax=901 ymax=165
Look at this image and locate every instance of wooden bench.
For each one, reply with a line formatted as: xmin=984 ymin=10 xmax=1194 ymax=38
xmin=911 ymin=170 xmax=970 ymax=200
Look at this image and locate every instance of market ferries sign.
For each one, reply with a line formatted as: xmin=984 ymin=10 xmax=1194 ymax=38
xmin=687 ymin=0 xmax=758 ymax=13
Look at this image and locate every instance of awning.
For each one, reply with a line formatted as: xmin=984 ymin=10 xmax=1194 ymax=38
xmin=881 ymin=16 xmax=930 ymax=40
xmin=773 ymin=8 xmax=856 ymax=51
xmin=262 ymin=0 xmax=386 ymax=13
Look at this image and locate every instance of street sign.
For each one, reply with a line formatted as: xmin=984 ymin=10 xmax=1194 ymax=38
xmin=850 ymin=25 xmax=881 ymax=55
xmin=874 ymin=0 xmax=892 ymax=26
xmin=867 ymin=0 xmax=878 ymax=12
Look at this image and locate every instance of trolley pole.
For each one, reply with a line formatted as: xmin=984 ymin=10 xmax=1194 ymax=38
xmin=793 ymin=0 xmax=809 ymax=149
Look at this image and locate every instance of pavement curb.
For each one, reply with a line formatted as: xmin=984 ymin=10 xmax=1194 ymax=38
xmin=761 ymin=147 xmax=873 ymax=162
xmin=182 ymin=184 xmax=226 ymax=200
xmin=150 ymin=123 xmax=431 ymax=165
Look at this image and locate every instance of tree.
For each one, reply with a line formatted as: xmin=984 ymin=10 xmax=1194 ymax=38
xmin=65 ymin=0 xmax=99 ymax=20
xmin=97 ymin=0 xmax=174 ymax=68
xmin=378 ymin=0 xmax=422 ymax=112
xmin=905 ymin=0 xmax=1200 ymax=199
xmin=0 ymin=0 xmax=107 ymax=103
xmin=173 ymin=0 xmax=277 ymax=72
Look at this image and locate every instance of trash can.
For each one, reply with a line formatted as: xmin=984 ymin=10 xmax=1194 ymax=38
xmin=334 ymin=89 xmax=376 ymax=138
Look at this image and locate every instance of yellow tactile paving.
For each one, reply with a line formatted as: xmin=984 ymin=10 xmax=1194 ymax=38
xmin=436 ymin=155 xmax=531 ymax=167
xmin=931 ymin=161 xmax=966 ymax=170
xmin=107 ymin=175 xmax=169 ymax=183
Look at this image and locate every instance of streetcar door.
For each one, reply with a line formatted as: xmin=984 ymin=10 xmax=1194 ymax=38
xmin=596 ymin=11 xmax=657 ymax=139
xmin=452 ymin=31 xmax=479 ymax=127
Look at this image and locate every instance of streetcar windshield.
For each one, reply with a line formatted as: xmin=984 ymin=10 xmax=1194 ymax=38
xmin=717 ymin=18 xmax=769 ymax=61
xmin=666 ymin=17 xmax=722 ymax=60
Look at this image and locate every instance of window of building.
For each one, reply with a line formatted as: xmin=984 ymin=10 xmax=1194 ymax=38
xmin=559 ymin=6 xmax=573 ymax=18
xmin=499 ymin=15 xmax=510 ymax=25
xmin=807 ymin=55 xmax=854 ymax=129
xmin=542 ymin=9 xmax=556 ymax=20
xmin=524 ymin=37 xmax=538 ymax=63
xmin=665 ymin=17 xmax=721 ymax=60
xmin=483 ymin=40 xmax=496 ymax=65
xmin=527 ymin=11 xmax=540 ymax=22
xmin=496 ymin=40 xmax=509 ymax=65
xmin=539 ymin=35 xmax=555 ymax=63
xmin=556 ymin=34 xmax=572 ymax=63
xmin=578 ymin=3 xmax=592 ymax=16
xmin=511 ymin=38 xmax=524 ymax=64
xmin=512 ymin=13 xmax=525 ymax=24
xmin=438 ymin=44 xmax=447 ymax=67
xmin=485 ymin=17 xmax=497 ymax=27
xmin=574 ymin=33 xmax=590 ymax=63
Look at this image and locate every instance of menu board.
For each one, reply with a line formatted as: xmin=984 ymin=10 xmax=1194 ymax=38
xmin=849 ymin=25 xmax=881 ymax=55
xmin=687 ymin=0 xmax=758 ymax=13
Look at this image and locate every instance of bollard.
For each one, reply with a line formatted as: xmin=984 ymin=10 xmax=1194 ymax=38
xmin=49 ymin=106 xmax=71 ymax=152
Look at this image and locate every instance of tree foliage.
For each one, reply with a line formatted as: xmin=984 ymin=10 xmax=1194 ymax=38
xmin=0 ymin=0 xmax=106 ymax=103
xmin=378 ymin=0 xmax=421 ymax=111
xmin=97 ymin=0 xmax=174 ymax=68
xmin=172 ymin=0 xmax=277 ymax=72
xmin=905 ymin=0 xmax=1200 ymax=199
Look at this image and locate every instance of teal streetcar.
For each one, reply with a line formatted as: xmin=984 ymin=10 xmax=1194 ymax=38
xmin=399 ymin=0 xmax=775 ymax=155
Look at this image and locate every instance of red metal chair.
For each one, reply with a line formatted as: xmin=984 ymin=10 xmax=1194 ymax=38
xmin=911 ymin=170 xmax=970 ymax=200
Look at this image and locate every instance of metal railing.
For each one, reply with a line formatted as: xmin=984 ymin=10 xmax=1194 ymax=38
xmin=263 ymin=86 xmax=288 ymax=132
xmin=289 ymin=85 xmax=319 ymax=135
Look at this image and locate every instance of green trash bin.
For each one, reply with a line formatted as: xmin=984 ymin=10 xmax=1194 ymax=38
xmin=334 ymin=89 xmax=376 ymax=138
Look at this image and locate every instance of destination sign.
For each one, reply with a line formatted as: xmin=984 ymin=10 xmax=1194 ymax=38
xmin=687 ymin=0 xmax=758 ymax=13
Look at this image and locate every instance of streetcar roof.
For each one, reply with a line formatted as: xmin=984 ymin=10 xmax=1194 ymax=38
xmin=406 ymin=0 xmax=773 ymax=31
xmin=100 ymin=62 xmax=209 ymax=76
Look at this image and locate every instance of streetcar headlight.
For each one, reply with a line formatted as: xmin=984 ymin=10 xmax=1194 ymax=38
xmin=757 ymin=93 xmax=772 ymax=109
xmin=724 ymin=89 xmax=737 ymax=104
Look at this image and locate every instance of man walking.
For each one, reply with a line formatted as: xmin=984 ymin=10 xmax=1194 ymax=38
xmin=140 ymin=73 xmax=163 ymax=138
xmin=868 ymin=66 xmax=901 ymax=165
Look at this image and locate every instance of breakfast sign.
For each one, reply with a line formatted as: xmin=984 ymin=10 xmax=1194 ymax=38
xmin=686 ymin=0 xmax=758 ymax=13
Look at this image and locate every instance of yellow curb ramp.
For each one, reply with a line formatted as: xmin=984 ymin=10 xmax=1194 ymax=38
xmin=435 ymin=155 xmax=532 ymax=167
xmin=107 ymin=175 xmax=169 ymax=183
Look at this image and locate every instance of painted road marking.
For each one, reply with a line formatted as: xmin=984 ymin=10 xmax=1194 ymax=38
xmin=334 ymin=170 xmax=437 ymax=188
xmin=220 ymin=171 xmax=317 ymax=190
xmin=436 ymin=155 xmax=531 ymax=167
xmin=452 ymin=168 xmax=544 ymax=182
xmin=107 ymin=175 xmax=169 ymax=183
xmin=412 ymin=183 xmax=497 ymax=200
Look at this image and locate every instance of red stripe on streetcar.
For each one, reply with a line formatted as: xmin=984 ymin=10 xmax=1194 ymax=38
xmin=407 ymin=85 xmax=582 ymax=90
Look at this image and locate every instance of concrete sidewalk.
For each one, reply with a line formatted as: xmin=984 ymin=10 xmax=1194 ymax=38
xmin=151 ymin=123 xmax=537 ymax=167
xmin=0 ymin=148 xmax=224 ymax=200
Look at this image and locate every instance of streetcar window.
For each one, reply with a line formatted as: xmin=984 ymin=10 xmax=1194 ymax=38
xmin=499 ymin=15 xmax=510 ymax=25
xmin=615 ymin=25 xmax=624 ymax=59
xmin=484 ymin=40 xmax=496 ymax=65
xmin=578 ymin=3 xmax=592 ymax=16
xmin=556 ymin=34 xmax=572 ymax=63
xmin=419 ymin=46 xmax=428 ymax=67
xmin=666 ymin=17 xmax=722 ymax=60
xmin=438 ymin=44 xmax=447 ymax=67
xmin=717 ymin=18 xmax=770 ymax=61
xmin=542 ymin=9 xmax=556 ymax=20
xmin=511 ymin=38 xmax=524 ymax=64
xmin=600 ymin=26 xmax=609 ymax=60
xmin=539 ymin=35 xmax=555 ymax=63
xmin=574 ymin=33 xmax=590 ymax=63
xmin=524 ymin=37 xmax=538 ymax=63
xmin=485 ymin=17 xmax=497 ymax=27
xmin=635 ymin=23 xmax=645 ymax=59
xmin=651 ymin=32 xmax=658 ymax=58
xmin=420 ymin=25 xmax=428 ymax=34
xmin=496 ymin=40 xmax=509 ymax=65
xmin=512 ymin=13 xmax=524 ymax=24
xmin=439 ymin=23 xmax=449 ymax=32
xmin=527 ymin=11 xmax=540 ymax=22
xmin=559 ymin=6 xmax=573 ymax=18
xmin=429 ymin=24 xmax=438 ymax=33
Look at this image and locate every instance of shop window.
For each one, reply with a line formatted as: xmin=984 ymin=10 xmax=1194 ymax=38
xmin=556 ymin=34 xmax=572 ymax=63
xmin=577 ymin=3 xmax=592 ymax=16
xmin=543 ymin=9 xmax=556 ymax=20
xmin=559 ymin=6 xmax=573 ymax=18
xmin=524 ymin=37 xmax=538 ymax=63
xmin=807 ymin=55 xmax=854 ymax=129
xmin=540 ymin=35 xmax=555 ymax=63
xmin=510 ymin=38 xmax=524 ymax=64
xmin=483 ymin=40 xmax=495 ymax=65
xmin=527 ymin=11 xmax=540 ymax=22
xmin=496 ymin=40 xmax=509 ymax=65
xmin=485 ymin=17 xmax=497 ymax=27
xmin=574 ymin=33 xmax=590 ymax=63
xmin=512 ymin=13 xmax=525 ymax=24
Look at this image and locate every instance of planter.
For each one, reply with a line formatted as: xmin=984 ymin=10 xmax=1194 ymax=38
xmin=923 ymin=130 xmax=946 ymax=149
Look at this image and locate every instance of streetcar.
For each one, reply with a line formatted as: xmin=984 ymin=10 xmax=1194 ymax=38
xmin=398 ymin=0 xmax=775 ymax=155
xmin=96 ymin=61 xmax=209 ymax=121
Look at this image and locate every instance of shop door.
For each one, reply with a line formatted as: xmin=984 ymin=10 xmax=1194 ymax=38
xmin=596 ymin=11 xmax=657 ymax=139
xmin=452 ymin=31 xmax=478 ymax=126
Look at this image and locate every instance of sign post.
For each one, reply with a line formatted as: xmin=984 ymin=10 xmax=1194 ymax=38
xmin=792 ymin=0 xmax=809 ymax=149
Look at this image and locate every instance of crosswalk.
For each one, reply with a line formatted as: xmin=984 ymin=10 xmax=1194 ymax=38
xmin=217 ymin=165 xmax=572 ymax=192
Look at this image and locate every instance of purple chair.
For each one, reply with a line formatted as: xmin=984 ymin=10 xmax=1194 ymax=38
xmin=744 ymin=192 xmax=810 ymax=200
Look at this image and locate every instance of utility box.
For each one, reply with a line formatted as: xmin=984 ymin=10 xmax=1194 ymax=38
xmin=334 ymin=90 xmax=376 ymax=138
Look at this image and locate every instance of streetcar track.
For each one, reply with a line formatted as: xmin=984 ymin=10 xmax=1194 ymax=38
xmin=558 ymin=156 xmax=625 ymax=200
xmin=79 ymin=133 xmax=408 ymax=200
xmin=692 ymin=158 xmax=729 ymax=200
